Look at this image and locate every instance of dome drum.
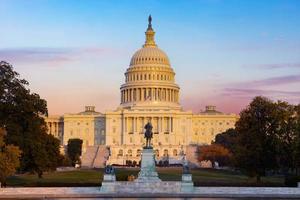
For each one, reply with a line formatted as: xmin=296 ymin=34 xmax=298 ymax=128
xmin=120 ymin=16 xmax=181 ymax=110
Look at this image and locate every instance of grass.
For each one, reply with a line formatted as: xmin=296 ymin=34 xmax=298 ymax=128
xmin=6 ymin=167 xmax=285 ymax=187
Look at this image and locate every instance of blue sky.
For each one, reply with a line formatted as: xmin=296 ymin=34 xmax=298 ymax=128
xmin=1 ymin=0 xmax=300 ymax=114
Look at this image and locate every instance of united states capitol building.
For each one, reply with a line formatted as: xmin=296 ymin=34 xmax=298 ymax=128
xmin=45 ymin=17 xmax=238 ymax=167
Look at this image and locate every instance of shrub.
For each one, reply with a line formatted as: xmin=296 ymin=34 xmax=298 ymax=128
xmin=285 ymin=175 xmax=300 ymax=187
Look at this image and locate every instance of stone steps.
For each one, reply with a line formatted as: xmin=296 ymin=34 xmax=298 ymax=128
xmin=81 ymin=145 xmax=109 ymax=168
xmin=185 ymin=145 xmax=200 ymax=168
xmin=92 ymin=146 xmax=109 ymax=168
xmin=81 ymin=146 xmax=99 ymax=168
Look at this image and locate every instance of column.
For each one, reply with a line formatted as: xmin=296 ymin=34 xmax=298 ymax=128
xmin=172 ymin=90 xmax=175 ymax=102
xmin=121 ymin=116 xmax=124 ymax=144
xmin=141 ymin=88 xmax=144 ymax=101
xmin=161 ymin=117 xmax=164 ymax=133
xmin=133 ymin=117 xmax=136 ymax=133
xmin=170 ymin=117 xmax=173 ymax=133
xmin=56 ymin=122 xmax=58 ymax=136
xmin=165 ymin=89 xmax=167 ymax=101
xmin=125 ymin=117 xmax=127 ymax=132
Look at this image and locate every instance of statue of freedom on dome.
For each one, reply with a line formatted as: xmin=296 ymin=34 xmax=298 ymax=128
xmin=144 ymin=122 xmax=153 ymax=148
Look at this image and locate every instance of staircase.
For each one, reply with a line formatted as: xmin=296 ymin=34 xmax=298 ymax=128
xmin=185 ymin=145 xmax=200 ymax=168
xmin=81 ymin=145 xmax=109 ymax=168
xmin=92 ymin=146 xmax=110 ymax=168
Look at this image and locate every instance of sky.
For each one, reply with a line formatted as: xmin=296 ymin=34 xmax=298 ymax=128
xmin=1 ymin=0 xmax=300 ymax=115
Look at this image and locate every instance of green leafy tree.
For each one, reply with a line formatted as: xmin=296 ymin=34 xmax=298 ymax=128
xmin=234 ymin=96 xmax=279 ymax=182
xmin=0 ymin=128 xmax=21 ymax=187
xmin=67 ymin=139 xmax=83 ymax=166
xmin=0 ymin=61 xmax=61 ymax=178
xmin=273 ymin=101 xmax=297 ymax=174
xmin=214 ymin=128 xmax=237 ymax=153
xmin=293 ymin=104 xmax=300 ymax=175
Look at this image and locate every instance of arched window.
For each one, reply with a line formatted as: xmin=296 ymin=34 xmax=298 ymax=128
xmin=118 ymin=149 xmax=123 ymax=156
xmin=163 ymin=149 xmax=168 ymax=157
xmin=137 ymin=149 xmax=141 ymax=157
xmin=173 ymin=149 xmax=178 ymax=156
xmin=128 ymin=149 xmax=132 ymax=157
xmin=155 ymin=149 xmax=159 ymax=157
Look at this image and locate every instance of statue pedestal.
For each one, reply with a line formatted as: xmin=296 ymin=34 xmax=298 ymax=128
xmin=181 ymin=174 xmax=194 ymax=192
xmin=100 ymin=174 xmax=116 ymax=192
xmin=135 ymin=148 xmax=161 ymax=182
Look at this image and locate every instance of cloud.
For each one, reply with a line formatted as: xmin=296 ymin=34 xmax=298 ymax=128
xmin=258 ymin=63 xmax=300 ymax=69
xmin=222 ymin=88 xmax=300 ymax=98
xmin=0 ymin=47 xmax=119 ymax=65
xmin=0 ymin=48 xmax=72 ymax=64
xmin=238 ymin=75 xmax=300 ymax=87
xmin=218 ymin=75 xmax=300 ymax=108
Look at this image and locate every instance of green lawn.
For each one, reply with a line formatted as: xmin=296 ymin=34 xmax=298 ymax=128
xmin=6 ymin=168 xmax=285 ymax=187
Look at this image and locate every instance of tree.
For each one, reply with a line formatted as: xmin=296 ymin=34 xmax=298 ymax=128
xmin=214 ymin=128 xmax=237 ymax=152
xmin=234 ymin=96 xmax=279 ymax=182
xmin=198 ymin=144 xmax=231 ymax=168
xmin=293 ymin=104 xmax=300 ymax=175
xmin=0 ymin=61 xmax=61 ymax=177
xmin=0 ymin=128 xmax=21 ymax=187
xmin=273 ymin=101 xmax=297 ymax=174
xmin=67 ymin=139 xmax=83 ymax=166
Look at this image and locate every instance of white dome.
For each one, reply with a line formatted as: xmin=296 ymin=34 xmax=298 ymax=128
xmin=130 ymin=46 xmax=170 ymax=66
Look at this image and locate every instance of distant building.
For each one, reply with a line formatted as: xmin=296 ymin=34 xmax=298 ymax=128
xmin=45 ymin=17 xmax=238 ymax=167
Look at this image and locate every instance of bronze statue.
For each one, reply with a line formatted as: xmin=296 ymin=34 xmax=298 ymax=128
xmin=144 ymin=122 xmax=153 ymax=148
xmin=104 ymin=165 xmax=115 ymax=174
xmin=148 ymin=15 xmax=152 ymax=30
xmin=148 ymin=15 xmax=152 ymax=25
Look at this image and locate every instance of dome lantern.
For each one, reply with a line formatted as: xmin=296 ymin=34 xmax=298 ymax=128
xmin=143 ymin=15 xmax=157 ymax=47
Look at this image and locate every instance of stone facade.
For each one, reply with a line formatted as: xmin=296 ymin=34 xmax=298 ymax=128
xmin=45 ymin=18 xmax=239 ymax=165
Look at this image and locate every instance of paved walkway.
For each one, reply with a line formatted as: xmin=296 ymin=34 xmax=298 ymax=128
xmin=1 ymin=186 xmax=300 ymax=199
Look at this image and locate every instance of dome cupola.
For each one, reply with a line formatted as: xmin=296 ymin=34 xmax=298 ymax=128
xmin=120 ymin=16 xmax=181 ymax=110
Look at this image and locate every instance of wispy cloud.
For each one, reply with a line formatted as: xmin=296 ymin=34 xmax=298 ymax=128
xmin=222 ymin=88 xmax=300 ymax=98
xmin=237 ymin=75 xmax=300 ymax=87
xmin=0 ymin=47 xmax=119 ymax=65
xmin=218 ymin=75 xmax=300 ymax=107
xmin=258 ymin=63 xmax=300 ymax=69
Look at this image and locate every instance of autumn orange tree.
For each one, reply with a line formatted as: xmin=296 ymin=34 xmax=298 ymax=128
xmin=198 ymin=144 xmax=231 ymax=168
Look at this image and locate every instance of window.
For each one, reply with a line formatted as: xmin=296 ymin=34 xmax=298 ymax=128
xmin=163 ymin=149 xmax=168 ymax=157
xmin=118 ymin=149 xmax=123 ymax=156
xmin=137 ymin=149 xmax=141 ymax=157
xmin=173 ymin=149 xmax=178 ymax=156
xmin=155 ymin=149 xmax=159 ymax=157
xmin=128 ymin=149 xmax=132 ymax=157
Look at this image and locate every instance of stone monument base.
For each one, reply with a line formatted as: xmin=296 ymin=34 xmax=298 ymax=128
xmin=100 ymin=147 xmax=194 ymax=193
xmin=100 ymin=174 xmax=117 ymax=192
xmin=135 ymin=148 xmax=161 ymax=182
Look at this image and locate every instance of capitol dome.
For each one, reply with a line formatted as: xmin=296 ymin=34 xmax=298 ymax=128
xmin=120 ymin=15 xmax=181 ymax=110
xmin=130 ymin=46 xmax=170 ymax=67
